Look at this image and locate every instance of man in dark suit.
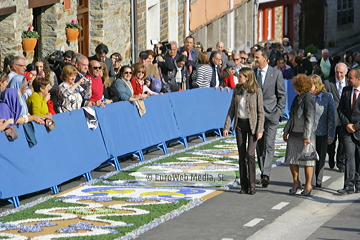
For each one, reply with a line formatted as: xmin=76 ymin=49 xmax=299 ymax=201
xmin=323 ymin=63 xmax=348 ymax=171
xmin=254 ymin=47 xmax=286 ymax=187
xmin=337 ymin=68 xmax=360 ymax=194
xmin=88 ymin=43 xmax=116 ymax=80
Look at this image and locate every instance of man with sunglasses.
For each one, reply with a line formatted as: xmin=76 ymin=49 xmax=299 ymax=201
xmin=86 ymin=60 xmax=104 ymax=107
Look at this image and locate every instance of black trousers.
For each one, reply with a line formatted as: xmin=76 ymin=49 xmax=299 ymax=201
xmin=313 ymin=135 xmax=328 ymax=185
xmin=235 ymin=118 xmax=258 ymax=190
xmin=327 ymin=126 xmax=345 ymax=169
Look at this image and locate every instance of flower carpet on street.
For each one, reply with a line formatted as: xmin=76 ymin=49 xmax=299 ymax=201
xmin=0 ymin=123 xmax=286 ymax=239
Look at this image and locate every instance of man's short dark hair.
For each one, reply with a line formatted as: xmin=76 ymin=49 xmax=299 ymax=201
xmin=64 ymin=50 xmax=75 ymax=59
xmin=95 ymin=43 xmax=109 ymax=54
xmin=185 ymin=35 xmax=195 ymax=42
xmin=255 ymin=47 xmax=270 ymax=59
xmin=210 ymin=51 xmax=221 ymax=61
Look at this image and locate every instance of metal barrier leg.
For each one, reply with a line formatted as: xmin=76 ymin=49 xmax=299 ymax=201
xmin=134 ymin=150 xmax=145 ymax=161
xmin=112 ymin=157 xmax=121 ymax=170
xmin=51 ymin=186 xmax=60 ymax=194
xmin=8 ymin=196 xmax=20 ymax=208
xmin=157 ymin=142 xmax=168 ymax=155
xmin=83 ymin=172 xmax=92 ymax=181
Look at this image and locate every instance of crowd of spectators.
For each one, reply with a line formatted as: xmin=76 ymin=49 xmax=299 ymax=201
xmin=0 ymin=35 xmax=356 ymax=134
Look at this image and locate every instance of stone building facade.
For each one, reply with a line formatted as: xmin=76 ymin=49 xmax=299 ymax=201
xmin=0 ymin=0 xmax=186 ymax=67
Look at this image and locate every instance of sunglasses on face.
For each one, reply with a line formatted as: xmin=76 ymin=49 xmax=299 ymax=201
xmin=91 ymin=66 xmax=102 ymax=70
xmin=137 ymin=71 xmax=145 ymax=74
xmin=241 ymin=57 xmax=248 ymax=60
xmin=124 ymin=71 xmax=133 ymax=74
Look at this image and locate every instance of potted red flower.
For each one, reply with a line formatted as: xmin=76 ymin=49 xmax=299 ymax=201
xmin=65 ymin=19 xmax=83 ymax=42
xmin=21 ymin=24 xmax=39 ymax=52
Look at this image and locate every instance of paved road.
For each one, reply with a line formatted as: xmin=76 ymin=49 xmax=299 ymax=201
xmin=137 ymin=161 xmax=360 ymax=240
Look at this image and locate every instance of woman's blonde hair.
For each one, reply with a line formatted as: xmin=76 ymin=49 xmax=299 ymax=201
xmin=133 ymin=65 xmax=146 ymax=79
xmin=310 ymin=74 xmax=326 ymax=96
xmin=292 ymin=74 xmax=312 ymax=95
xmin=60 ymin=65 xmax=78 ymax=81
xmin=101 ymin=62 xmax=112 ymax=88
xmin=239 ymin=67 xmax=259 ymax=93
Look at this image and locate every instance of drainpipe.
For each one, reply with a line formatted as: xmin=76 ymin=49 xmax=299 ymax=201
xmin=228 ymin=0 xmax=234 ymax=50
xmin=131 ymin=0 xmax=138 ymax=64
xmin=185 ymin=0 xmax=190 ymax=36
xmin=253 ymin=0 xmax=259 ymax=45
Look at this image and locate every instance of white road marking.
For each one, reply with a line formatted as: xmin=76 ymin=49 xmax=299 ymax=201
xmin=248 ymin=176 xmax=360 ymax=240
xmin=322 ymin=176 xmax=331 ymax=182
xmin=243 ymin=218 xmax=264 ymax=227
xmin=271 ymin=202 xmax=289 ymax=210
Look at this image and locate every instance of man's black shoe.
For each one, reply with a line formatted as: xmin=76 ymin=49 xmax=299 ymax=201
xmin=337 ymin=188 xmax=354 ymax=194
xmin=262 ymin=176 xmax=270 ymax=188
xmin=328 ymin=160 xmax=335 ymax=169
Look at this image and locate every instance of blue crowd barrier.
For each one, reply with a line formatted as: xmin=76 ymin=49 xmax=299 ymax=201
xmin=0 ymin=88 xmax=235 ymax=207
xmin=283 ymin=79 xmax=297 ymax=119
xmin=94 ymin=94 xmax=180 ymax=161
xmin=0 ymin=109 xmax=108 ymax=205
xmin=168 ymin=88 xmax=232 ymax=141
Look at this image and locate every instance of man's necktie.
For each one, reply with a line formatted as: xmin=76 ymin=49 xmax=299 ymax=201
xmin=352 ymin=89 xmax=358 ymax=109
xmin=338 ymin=81 xmax=342 ymax=96
xmin=257 ymin=70 xmax=263 ymax=88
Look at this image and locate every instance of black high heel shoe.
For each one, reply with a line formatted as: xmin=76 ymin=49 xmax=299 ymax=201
xmin=301 ymin=189 xmax=312 ymax=196
xmin=289 ymin=181 xmax=302 ymax=195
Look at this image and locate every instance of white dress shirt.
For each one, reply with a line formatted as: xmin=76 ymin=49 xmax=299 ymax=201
xmin=257 ymin=64 xmax=269 ymax=86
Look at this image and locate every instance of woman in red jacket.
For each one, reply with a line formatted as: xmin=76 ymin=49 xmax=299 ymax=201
xmin=130 ymin=65 xmax=147 ymax=95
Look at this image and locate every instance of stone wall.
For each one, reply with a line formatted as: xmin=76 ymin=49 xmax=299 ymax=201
xmin=40 ymin=0 xmax=78 ymax=58
xmin=0 ymin=0 xmax=32 ymax=63
xmin=293 ymin=3 xmax=300 ymax=50
xmin=274 ymin=6 xmax=283 ymax=42
xmin=89 ymin=0 xmax=132 ymax=58
xmin=325 ymin=0 xmax=360 ymax=47
xmin=160 ymin=0 xmax=168 ymax=42
xmin=0 ymin=0 xmax=186 ymax=66
xmin=178 ymin=0 xmax=184 ymax=43
xmin=136 ymin=0 xmax=146 ymax=53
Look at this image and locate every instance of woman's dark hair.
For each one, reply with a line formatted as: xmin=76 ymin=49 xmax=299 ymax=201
xmin=294 ymin=56 xmax=303 ymax=65
xmin=282 ymin=53 xmax=289 ymax=61
xmin=119 ymin=65 xmax=132 ymax=75
xmin=332 ymin=55 xmax=341 ymax=64
xmin=3 ymin=55 xmax=14 ymax=74
xmin=33 ymin=57 xmax=52 ymax=81
xmin=345 ymin=53 xmax=353 ymax=63
xmin=176 ymin=55 xmax=188 ymax=64
xmin=26 ymin=63 xmax=39 ymax=73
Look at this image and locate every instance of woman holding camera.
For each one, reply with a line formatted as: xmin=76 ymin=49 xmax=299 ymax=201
xmin=57 ymin=65 xmax=92 ymax=112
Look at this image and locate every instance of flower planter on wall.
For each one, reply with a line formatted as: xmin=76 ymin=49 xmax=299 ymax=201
xmin=22 ymin=38 xmax=37 ymax=52
xmin=66 ymin=28 xmax=79 ymax=42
